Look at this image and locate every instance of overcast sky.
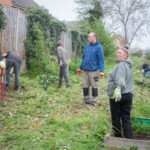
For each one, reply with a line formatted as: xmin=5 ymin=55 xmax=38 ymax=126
xmin=34 ymin=0 xmax=77 ymax=21
xmin=34 ymin=0 xmax=150 ymax=49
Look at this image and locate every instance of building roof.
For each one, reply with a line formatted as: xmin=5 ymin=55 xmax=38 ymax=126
xmin=12 ymin=0 xmax=38 ymax=10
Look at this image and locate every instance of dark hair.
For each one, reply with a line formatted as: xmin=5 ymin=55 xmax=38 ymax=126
xmin=56 ymin=41 xmax=63 ymax=48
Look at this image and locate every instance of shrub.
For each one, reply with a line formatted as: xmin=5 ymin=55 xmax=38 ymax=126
xmin=0 ymin=6 xmax=7 ymax=30
xmin=24 ymin=7 xmax=66 ymax=75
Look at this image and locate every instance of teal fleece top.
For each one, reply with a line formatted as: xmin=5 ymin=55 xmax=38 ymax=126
xmin=107 ymin=59 xmax=134 ymax=99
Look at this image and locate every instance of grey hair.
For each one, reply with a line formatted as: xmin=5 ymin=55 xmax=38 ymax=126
xmin=119 ymin=45 xmax=129 ymax=57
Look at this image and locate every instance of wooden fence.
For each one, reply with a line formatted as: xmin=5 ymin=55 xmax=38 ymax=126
xmin=0 ymin=6 xmax=27 ymax=71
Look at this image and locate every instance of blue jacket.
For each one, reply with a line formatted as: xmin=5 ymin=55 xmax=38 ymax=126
xmin=79 ymin=41 xmax=104 ymax=72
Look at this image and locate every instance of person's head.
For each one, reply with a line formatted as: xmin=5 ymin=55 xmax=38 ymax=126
xmin=116 ymin=46 xmax=129 ymax=61
xmin=56 ymin=41 xmax=63 ymax=48
xmin=144 ymin=61 xmax=147 ymax=64
xmin=88 ymin=32 xmax=97 ymax=44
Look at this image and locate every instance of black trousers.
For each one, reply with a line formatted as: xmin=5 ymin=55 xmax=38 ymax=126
xmin=110 ymin=93 xmax=133 ymax=139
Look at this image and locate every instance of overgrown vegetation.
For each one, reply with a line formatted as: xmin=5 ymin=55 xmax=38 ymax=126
xmin=0 ymin=6 xmax=7 ymax=30
xmin=0 ymin=56 xmax=150 ymax=149
xmin=24 ymin=7 xmax=66 ymax=75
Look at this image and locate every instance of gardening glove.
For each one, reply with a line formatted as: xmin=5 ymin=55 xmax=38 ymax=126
xmin=77 ymin=69 xmax=82 ymax=75
xmin=100 ymin=72 xmax=104 ymax=79
xmin=137 ymin=70 xmax=140 ymax=73
xmin=113 ymin=88 xmax=121 ymax=102
xmin=0 ymin=60 xmax=5 ymax=69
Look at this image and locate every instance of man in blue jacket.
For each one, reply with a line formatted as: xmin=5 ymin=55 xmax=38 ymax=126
xmin=78 ymin=32 xmax=104 ymax=106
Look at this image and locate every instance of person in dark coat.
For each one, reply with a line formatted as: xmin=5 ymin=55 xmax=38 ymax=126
xmin=138 ymin=61 xmax=150 ymax=78
xmin=3 ymin=50 xmax=22 ymax=91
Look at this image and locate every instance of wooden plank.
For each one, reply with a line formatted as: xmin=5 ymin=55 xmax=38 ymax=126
xmin=0 ymin=6 xmax=27 ymax=71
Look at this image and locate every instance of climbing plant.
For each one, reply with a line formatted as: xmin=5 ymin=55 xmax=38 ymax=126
xmin=0 ymin=6 xmax=7 ymax=30
xmin=24 ymin=7 xmax=66 ymax=75
xmin=69 ymin=22 xmax=89 ymax=58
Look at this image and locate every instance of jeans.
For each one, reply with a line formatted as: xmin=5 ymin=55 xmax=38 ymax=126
xmin=142 ymin=71 xmax=149 ymax=78
xmin=110 ymin=93 xmax=133 ymax=139
xmin=59 ymin=64 xmax=70 ymax=86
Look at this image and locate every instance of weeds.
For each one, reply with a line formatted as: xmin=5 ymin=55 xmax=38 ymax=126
xmin=0 ymin=56 xmax=150 ymax=149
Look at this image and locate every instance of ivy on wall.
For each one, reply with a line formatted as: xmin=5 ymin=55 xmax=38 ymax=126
xmin=0 ymin=6 xmax=7 ymax=31
xmin=69 ymin=22 xmax=89 ymax=58
xmin=24 ymin=7 xmax=66 ymax=74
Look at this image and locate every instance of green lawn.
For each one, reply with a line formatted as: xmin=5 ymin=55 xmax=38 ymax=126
xmin=0 ymin=56 xmax=150 ymax=150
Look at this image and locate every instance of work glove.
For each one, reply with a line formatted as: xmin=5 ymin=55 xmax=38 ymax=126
xmin=137 ymin=70 xmax=140 ymax=73
xmin=77 ymin=69 xmax=82 ymax=75
xmin=100 ymin=72 xmax=104 ymax=79
xmin=0 ymin=60 xmax=5 ymax=69
xmin=113 ymin=88 xmax=121 ymax=102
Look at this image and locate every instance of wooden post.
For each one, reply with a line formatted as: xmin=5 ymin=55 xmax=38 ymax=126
xmin=15 ymin=9 xmax=20 ymax=51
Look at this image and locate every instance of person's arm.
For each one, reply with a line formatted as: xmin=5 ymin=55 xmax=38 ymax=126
xmin=97 ymin=46 xmax=104 ymax=73
xmin=115 ymin=64 xmax=127 ymax=91
xmin=79 ymin=53 xmax=85 ymax=70
xmin=139 ymin=64 xmax=144 ymax=71
xmin=2 ymin=53 xmax=7 ymax=58
xmin=113 ymin=64 xmax=127 ymax=101
xmin=56 ymin=47 xmax=63 ymax=61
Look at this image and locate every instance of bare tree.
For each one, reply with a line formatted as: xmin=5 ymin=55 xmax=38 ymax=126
xmin=101 ymin=0 xmax=150 ymax=46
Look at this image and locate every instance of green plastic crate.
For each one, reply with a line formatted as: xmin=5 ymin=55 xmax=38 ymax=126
xmin=132 ymin=117 xmax=150 ymax=125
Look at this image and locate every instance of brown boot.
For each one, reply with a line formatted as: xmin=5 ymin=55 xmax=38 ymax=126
xmin=57 ymin=83 xmax=62 ymax=88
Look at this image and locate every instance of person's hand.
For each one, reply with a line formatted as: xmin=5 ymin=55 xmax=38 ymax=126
xmin=2 ymin=53 xmax=7 ymax=58
xmin=113 ymin=88 xmax=121 ymax=102
xmin=60 ymin=63 xmax=63 ymax=67
xmin=60 ymin=60 xmax=63 ymax=67
xmin=137 ymin=70 xmax=140 ymax=73
xmin=100 ymin=72 xmax=104 ymax=79
xmin=77 ymin=69 xmax=82 ymax=75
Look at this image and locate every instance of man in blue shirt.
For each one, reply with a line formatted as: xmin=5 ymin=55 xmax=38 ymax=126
xmin=78 ymin=32 xmax=104 ymax=106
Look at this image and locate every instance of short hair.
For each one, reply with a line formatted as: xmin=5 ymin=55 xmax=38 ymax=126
xmin=119 ymin=45 xmax=129 ymax=57
xmin=56 ymin=41 xmax=63 ymax=48
xmin=89 ymin=32 xmax=97 ymax=39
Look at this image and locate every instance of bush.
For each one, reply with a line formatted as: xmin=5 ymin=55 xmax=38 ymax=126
xmin=130 ymin=51 xmax=143 ymax=57
xmin=0 ymin=6 xmax=7 ymax=30
xmin=89 ymin=20 xmax=117 ymax=57
xmin=24 ymin=7 xmax=66 ymax=75
xmin=69 ymin=57 xmax=82 ymax=73
xmin=145 ymin=51 xmax=150 ymax=60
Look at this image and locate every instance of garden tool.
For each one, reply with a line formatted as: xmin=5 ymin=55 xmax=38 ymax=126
xmin=0 ymin=61 xmax=6 ymax=102
xmin=0 ymin=68 xmax=4 ymax=101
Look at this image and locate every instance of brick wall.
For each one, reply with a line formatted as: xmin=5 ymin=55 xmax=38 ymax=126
xmin=0 ymin=0 xmax=12 ymax=7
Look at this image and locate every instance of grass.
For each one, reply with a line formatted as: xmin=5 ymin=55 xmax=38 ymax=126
xmin=0 ymin=56 xmax=150 ymax=149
